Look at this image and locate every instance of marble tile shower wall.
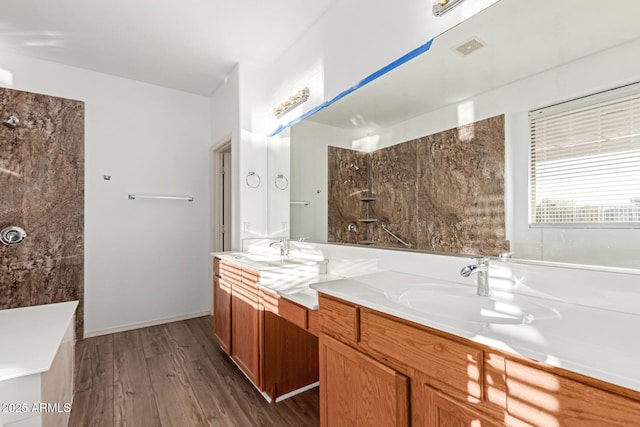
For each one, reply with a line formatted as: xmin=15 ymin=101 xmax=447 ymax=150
xmin=0 ymin=88 xmax=84 ymax=337
xmin=328 ymin=115 xmax=507 ymax=256
xmin=328 ymin=147 xmax=369 ymax=245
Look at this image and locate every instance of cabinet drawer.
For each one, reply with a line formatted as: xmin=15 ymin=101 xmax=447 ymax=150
xmin=242 ymin=267 xmax=260 ymax=285
xmin=213 ymin=257 xmax=220 ymax=276
xmin=220 ymin=259 xmax=242 ymax=273
xmin=230 ymin=280 xmax=258 ymax=302
xmin=318 ymin=294 xmax=359 ymax=345
xmin=504 ymin=359 xmax=640 ymax=427
xmin=359 ymin=309 xmax=482 ymax=399
xmin=233 ymin=279 xmax=259 ymax=298
xmin=307 ymin=309 xmax=319 ymax=337
xmin=260 ymin=288 xmax=279 ymax=312
xmin=261 ymin=288 xmax=318 ymax=334
xmin=219 ymin=261 xmax=243 ymax=285
xmin=279 ymin=298 xmax=308 ymax=330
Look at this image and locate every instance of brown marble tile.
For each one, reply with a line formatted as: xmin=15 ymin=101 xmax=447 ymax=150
xmin=0 ymin=259 xmax=33 ymax=309
xmin=368 ymin=141 xmax=418 ymax=249
xmin=327 ymin=146 xmax=369 ymax=244
xmin=0 ymin=87 xmax=84 ymax=337
xmin=326 ymin=115 xmax=507 ymax=256
xmin=30 ymin=256 xmax=83 ymax=305
xmin=416 ymin=115 xmax=506 ymax=256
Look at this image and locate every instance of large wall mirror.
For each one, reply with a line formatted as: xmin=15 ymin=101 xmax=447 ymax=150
xmin=267 ymin=0 xmax=640 ymax=271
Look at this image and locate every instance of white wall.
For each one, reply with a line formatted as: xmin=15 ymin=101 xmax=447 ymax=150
xmin=267 ymin=128 xmax=290 ymax=238
xmin=238 ymin=64 xmax=271 ymax=245
xmin=0 ymin=52 xmax=212 ymax=336
xmin=211 ymin=64 xmax=269 ymax=250
xmin=210 ymin=65 xmax=240 ymax=249
xmin=210 ymin=63 xmax=277 ymax=250
xmin=289 ymin=121 xmax=358 ymax=240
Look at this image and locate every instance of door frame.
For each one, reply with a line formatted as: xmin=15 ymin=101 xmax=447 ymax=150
xmin=210 ymin=135 xmax=232 ymax=253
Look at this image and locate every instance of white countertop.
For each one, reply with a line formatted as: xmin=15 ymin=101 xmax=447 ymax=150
xmin=258 ymin=272 xmax=343 ymax=309
xmin=214 ymin=252 xmax=342 ymax=309
xmin=0 ymin=301 xmax=78 ymax=382
xmin=310 ymin=271 xmax=640 ymax=393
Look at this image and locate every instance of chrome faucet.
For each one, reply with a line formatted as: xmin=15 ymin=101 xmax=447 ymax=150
xmin=269 ymin=238 xmax=289 ymax=257
xmin=460 ymin=257 xmax=491 ymax=297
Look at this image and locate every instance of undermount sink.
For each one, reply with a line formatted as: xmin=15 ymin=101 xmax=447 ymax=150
xmin=231 ymin=253 xmax=287 ymax=265
xmin=231 ymin=252 xmax=289 ymax=262
xmin=384 ymin=283 xmax=560 ymax=325
xmin=229 ymin=252 xmax=326 ymax=270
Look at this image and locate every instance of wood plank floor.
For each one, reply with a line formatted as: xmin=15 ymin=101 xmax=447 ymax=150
xmin=68 ymin=316 xmax=320 ymax=427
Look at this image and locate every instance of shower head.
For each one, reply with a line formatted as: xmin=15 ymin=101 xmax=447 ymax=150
xmin=348 ymin=163 xmax=360 ymax=171
xmin=3 ymin=116 xmax=19 ymax=129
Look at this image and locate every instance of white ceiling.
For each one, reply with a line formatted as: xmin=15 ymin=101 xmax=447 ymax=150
xmin=308 ymin=0 xmax=640 ymax=131
xmin=0 ymin=0 xmax=336 ymax=96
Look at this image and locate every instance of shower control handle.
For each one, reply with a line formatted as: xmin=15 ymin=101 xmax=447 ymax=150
xmin=1 ymin=226 xmax=27 ymax=246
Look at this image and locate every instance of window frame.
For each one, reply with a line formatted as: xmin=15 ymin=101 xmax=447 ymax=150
xmin=528 ymin=82 xmax=640 ymax=229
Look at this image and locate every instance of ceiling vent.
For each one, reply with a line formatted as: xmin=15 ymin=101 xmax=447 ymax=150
xmin=452 ymin=37 xmax=486 ymax=56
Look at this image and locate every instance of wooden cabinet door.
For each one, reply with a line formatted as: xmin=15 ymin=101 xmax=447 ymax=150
xmin=212 ymin=276 xmax=231 ymax=354
xmin=230 ymin=282 xmax=261 ymax=387
xmin=425 ymin=385 xmax=500 ymax=427
xmin=319 ymin=334 xmax=409 ymax=427
xmin=262 ymin=310 xmax=319 ymax=399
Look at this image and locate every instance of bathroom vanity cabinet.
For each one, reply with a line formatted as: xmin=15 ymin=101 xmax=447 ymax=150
xmin=212 ymin=257 xmax=319 ymax=401
xmin=212 ymin=258 xmax=231 ymax=355
xmin=321 ymin=333 xmax=409 ymax=425
xmin=317 ymin=293 xmax=640 ymax=427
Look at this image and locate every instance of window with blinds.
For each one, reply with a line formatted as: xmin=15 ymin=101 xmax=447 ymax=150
xmin=529 ymin=83 xmax=640 ymax=227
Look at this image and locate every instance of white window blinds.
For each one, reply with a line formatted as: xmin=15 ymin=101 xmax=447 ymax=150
xmin=529 ymin=83 xmax=640 ymax=227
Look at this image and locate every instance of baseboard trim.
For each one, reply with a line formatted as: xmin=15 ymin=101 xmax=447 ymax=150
xmin=227 ymin=353 xmax=319 ymax=404
xmin=84 ymin=310 xmax=211 ymax=338
xmin=275 ymin=381 xmax=320 ymax=402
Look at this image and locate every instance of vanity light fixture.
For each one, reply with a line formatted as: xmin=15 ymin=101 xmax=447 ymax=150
xmin=273 ymin=87 xmax=310 ymax=118
xmin=432 ymin=0 xmax=466 ymax=16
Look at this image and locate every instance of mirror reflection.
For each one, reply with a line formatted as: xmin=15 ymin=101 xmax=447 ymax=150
xmin=268 ymin=0 xmax=640 ymax=271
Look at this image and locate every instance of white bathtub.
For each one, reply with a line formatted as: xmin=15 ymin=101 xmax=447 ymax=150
xmin=0 ymin=301 xmax=77 ymax=427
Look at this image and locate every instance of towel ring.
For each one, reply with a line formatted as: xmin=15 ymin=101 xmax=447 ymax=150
xmin=274 ymin=174 xmax=289 ymax=190
xmin=246 ymin=172 xmax=261 ymax=188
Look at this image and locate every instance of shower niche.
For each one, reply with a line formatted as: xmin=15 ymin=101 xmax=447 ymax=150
xmin=328 ymin=114 xmax=507 ymax=256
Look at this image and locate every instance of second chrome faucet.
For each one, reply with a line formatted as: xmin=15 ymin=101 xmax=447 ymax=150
xmin=460 ymin=257 xmax=491 ymax=296
xmin=269 ymin=238 xmax=290 ymax=257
